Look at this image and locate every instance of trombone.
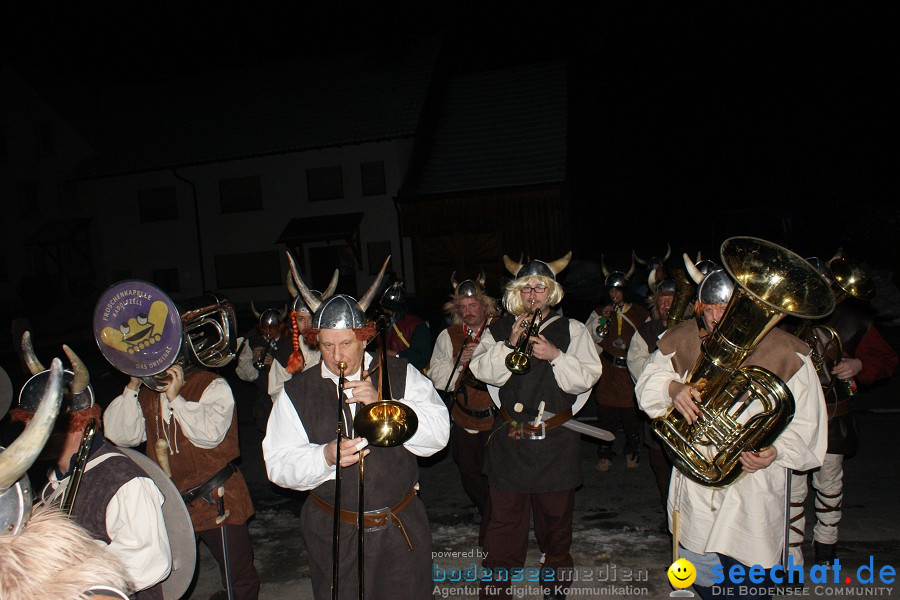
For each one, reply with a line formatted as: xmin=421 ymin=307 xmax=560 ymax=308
xmin=331 ymin=317 xmax=419 ymax=600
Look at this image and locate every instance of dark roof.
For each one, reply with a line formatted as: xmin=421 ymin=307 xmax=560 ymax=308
xmin=276 ymin=213 xmax=364 ymax=244
xmin=72 ymin=37 xmax=442 ymax=179
xmin=410 ymin=61 xmax=567 ymax=196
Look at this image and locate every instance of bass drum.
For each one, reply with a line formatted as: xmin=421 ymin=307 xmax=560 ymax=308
xmin=118 ymin=447 xmax=196 ymax=600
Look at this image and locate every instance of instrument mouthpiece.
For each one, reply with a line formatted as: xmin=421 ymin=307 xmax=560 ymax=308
xmin=338 ymin=361 xmax=347 ymax=373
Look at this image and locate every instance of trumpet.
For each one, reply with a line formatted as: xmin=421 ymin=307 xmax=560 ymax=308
xmin=505 ymin=302 xmax=544 ymax=375
xmin=253 ymin=337 xmax=274 ymax=370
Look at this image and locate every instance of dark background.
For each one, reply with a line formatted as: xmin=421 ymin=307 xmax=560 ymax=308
xmin=2 ymin=4 xmax=898 ymax=387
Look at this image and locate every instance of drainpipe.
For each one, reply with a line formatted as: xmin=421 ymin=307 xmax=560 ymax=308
xmin=172 ymin=169 xmax=205 ymax=291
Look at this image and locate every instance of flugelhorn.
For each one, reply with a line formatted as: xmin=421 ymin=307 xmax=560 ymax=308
xmin=93 ymin=280 xmax=238 ymax=391
xmin=651 ymin=237 xmax=834 ymax=487
xmin=505 ymin=301 xmax=543 ymax=375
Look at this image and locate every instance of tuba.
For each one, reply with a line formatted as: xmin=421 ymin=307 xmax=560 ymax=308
xmin=93 ymin=280 xmax=239 ymax=391
xmin=651 ymin=237 xmax=834 ymax=487
xmin=799 ymin=255 xmax=874 ymax=397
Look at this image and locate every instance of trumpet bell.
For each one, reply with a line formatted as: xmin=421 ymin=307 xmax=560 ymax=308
xmin=505 ymin=351 xmax=531 ymax=375
xmin=353 ymin=401 xmax=418 ymax=447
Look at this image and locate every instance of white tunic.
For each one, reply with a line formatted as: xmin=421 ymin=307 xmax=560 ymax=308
xmin=636 ymin=347 xmax=827 ymax=568
xmin=44 ymin=453 xmax=172 ymax=593
xmin=104 ymin=377 xmax=235 ymax=450
xmin=469 ymin=317 xmax=602 ymax=398
xmin=262 ymin=353 xmax=450 ymax=491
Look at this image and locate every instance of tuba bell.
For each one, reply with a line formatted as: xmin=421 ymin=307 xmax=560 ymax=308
xmin=651 ymin=237 xmax=835 ymax=487
xmin=93 ymin=280 xmax=239 ymax=391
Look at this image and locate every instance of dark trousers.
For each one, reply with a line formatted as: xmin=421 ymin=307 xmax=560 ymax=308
xmin=596 ymin=405 xmax=641 ymax=458
xmin=450 ymin=424 xmax=492 ymax=545
xmin=480 ymin=487 xmax=575 ymax=599
xmin=197 ymin=523 xmax=260 ymax=600
xmin=648 ymin=441 xmax=672 ymax=512
xmin=693 ymin=554 xmax=776 ymax=600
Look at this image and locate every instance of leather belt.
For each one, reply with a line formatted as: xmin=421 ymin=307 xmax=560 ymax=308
xmin=310 ymin=487 xmax=417 ymax=549
xmin=499 ymin=407 xmax=572 ymax=439
xmin=181 ymin=463 xmax=236 ymax=505
xmin=455 ymin=403 xmax=497 ymax=420
xmin=601 ymin=350 xmax=627 ymax=368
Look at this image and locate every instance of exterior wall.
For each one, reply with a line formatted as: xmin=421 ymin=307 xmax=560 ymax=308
xmin=0 ymin=64 xmax=97 ymax=318
xmin=85 ymin=137 xmax=415 ymax=304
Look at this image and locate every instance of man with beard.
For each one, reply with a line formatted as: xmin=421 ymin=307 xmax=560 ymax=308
xmin=429 ymin=272 xmax=500 ymax=545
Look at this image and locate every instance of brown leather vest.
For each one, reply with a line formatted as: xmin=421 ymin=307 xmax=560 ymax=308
xmin=138 ymin=371 xmax=253 ymax=531
xmin=593 ymin=303 xmax=649 ymax=408
xmin=658 ymin=319 xmax=810 ymax=384
xmin=447 ymin=324 xmax=495 ymax=431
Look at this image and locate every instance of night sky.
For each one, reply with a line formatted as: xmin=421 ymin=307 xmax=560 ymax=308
xmin=3 ymin=4 xmax=897 ymax=267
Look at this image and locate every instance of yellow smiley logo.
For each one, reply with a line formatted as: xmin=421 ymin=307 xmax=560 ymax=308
xmin=667 ymin=558 xmax=696 ymax=589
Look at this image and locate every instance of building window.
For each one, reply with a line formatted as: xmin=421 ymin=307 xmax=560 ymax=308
xmin=361 ymin=161 xmax=386 ymax=196
xmin=367 ymin=241 xmax=392 ymax=275
xmin=138 ymin=186 xmax=178 ymax=222
xmin=38 ymin=119 xmax=55 ymax=153
xmin=153 ymin=268 xmax=180 ymax=293
xmin=214 ymin=251 xmax=281 ymax=288
xmin=219 ymin=175 xmax=262 ymax=213
xmin=307 ymin=166 xmax=343 ymax=202
xmin=19 ymin=182 xmax=40 ymax=217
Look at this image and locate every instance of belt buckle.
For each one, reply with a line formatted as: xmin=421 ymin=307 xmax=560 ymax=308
xmin=522 ymin=421 xmax=546 ymax=441
xmin=363 ymin=506 xmax=392 ymax=532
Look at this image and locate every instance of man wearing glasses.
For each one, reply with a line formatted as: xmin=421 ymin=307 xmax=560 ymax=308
xmin=470 ymin=252 xmax=602 ymax=600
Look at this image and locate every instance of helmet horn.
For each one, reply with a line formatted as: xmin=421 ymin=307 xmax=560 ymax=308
xmin=251 ymin=301 xmax=262 ymax=320
xmin=601 ymin=255 xmax=610 ymax=278
xmin=663 ymin=243 xmax=672 ymax=262
xmin=21 ymin=332 xmax=46 ymax=376
xmin=358 ymin=256 xmax=391 ymax=312
xmin=503 ymin=255 xmax=523 ymax=277
xmin=62 ymin=344 xmax=90 ymax=396
xmin=0 ymin=359 xmax=63 ymax=490
xmin=286 ymin=252 xmax=322 ymax=315
xmin=547 ymin=251 xmax=572 ymax=275
xmin=322 ymin=269 xmax=340 ymax=300
xmin=632 ymin=249 xmax=646 ymax=266
xmin=684 ymin=253 xmax=705 ymax=284
xmin=625 ymin=258 xmax=636 ymax=281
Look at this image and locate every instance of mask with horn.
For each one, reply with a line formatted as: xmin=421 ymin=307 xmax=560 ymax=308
xmin=1 ymin=359 xmax=64 ymax=535
xmin=451 ymin=270 xmax=487 ymax=298
xmin=12 ymin=332 xmax=98 ymax=432
xmin=601 ymin=254 xmax=635 ymax=290
xmin=504 ymin=252 xmax=571 ymax=282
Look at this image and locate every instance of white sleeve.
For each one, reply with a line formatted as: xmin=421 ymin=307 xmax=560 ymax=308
xmin=104 ymin=387 xmax=147 ymax=447
xmin=235 ymin=343 xmax=259 ymax=383
xmin=262 ymin=389 xmax=334 ymax=491
xmin=268 ymin=359 xmax=291 ymax=403
xmin=427 ymin=329 xmax=459 ymax=392
xmin=469 ymin=329 xmax=514 ymax=387
xmin=635 ymin=349 xmax=680 ymax=419
xmin=400 ymin=364 xmax=450 ymax=457
xmin=104 ymin=477 xmax=172 ymax=592
xmin=169 ymin=378 xmax=234 ymax=449
xmin=585 ymin=310 xmax=603 ymax=346
xmin=627 ymin=333 xmax=650 ymax=382
xmin=546 ymin=320 xmax=603 ymax=394
xmin=772 ymin=353 xmax=828 ymax=471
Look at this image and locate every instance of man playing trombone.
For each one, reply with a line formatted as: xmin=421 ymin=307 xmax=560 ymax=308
xmin=263 ymin=256 xmax=449 ymax=600
xmin=469 ymin=252 xmax=602 ymax=600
